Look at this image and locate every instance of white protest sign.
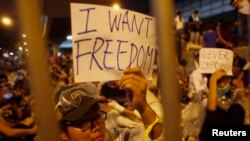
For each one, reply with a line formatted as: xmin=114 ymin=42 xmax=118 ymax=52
xmin=71 ymin=3 xmax=156 ymax=82
xmin=199 ymin=48 xmax=234 ymax=75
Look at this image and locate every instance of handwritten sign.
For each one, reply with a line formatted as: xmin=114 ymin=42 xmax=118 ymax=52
xmin=199 ymin=48 xmax=234 ymax=75
xmin=71 ymin=3 xmax=156 ymax=82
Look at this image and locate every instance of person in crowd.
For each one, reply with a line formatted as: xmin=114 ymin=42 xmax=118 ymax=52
xmin=101 ymin=79 xmax=163 ymax=129
xmin=188 ymin=10 xmax=202 ymax=45
xmin=50 ymin=64 xmax=68 ymax=87
xmin=200 ymin=22 xmax=232 ymax=48
xmin=199 ymin=69 xmax=245 ymax=141
xmin=216 ymin=21 xmax=234 ymax=48
xmin=231 ymin=55 xmax=250 ymax=124
xmin=181 ymin=51 xmax=207 ymax=140
xmin=0 ymin=118 xmax=37 ymax=141
xmin=100 ymin=81 xmax=142 ymax=129
xmin=13 ymin=79 xmax=34 ymax=123
xmin=0 ymin=73 xmax=8 ymax=84
xmin=55 ymin=68 xmax=163 ymax=141
xmin=175 ymin=10 xmax=185 ymax=40
xmin=175 ymin=59 xmax=189 ymax=105
xmin=232 ymin=69 xmax=250 ymax=124
xmin=232 ymin=54 xmax=247 ymax=79
xmin=175 ymin=10 xmax=186 ymax=64
xmin=0 ymin=83 xmax=37 ymax=141
xmin=187 ymin=51 xmax=208 ymax=100
xmin=13 ymin=70 xmax=27 ymax=84
xmin=231 ymin=0 xmax=250 ymax=45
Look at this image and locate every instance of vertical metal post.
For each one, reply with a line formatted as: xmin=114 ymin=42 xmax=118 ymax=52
xmin=152 ymin=0 xmax=181 ymax=140
xmin=17 ymin=1 xmax=59 ymax=141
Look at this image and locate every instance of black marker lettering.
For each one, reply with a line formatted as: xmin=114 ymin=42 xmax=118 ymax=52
xmin=128 ymin=43 xmax=138 ymax=68
xmin=74 ymin=38 xmax=92 ymax=75
xmin=145 ymin=17 xmax=153 ymax=38
xmin=103 ymin=39 xmax=114 ymax=70
xmin=78 ymin=8 xmax=97 ymax=35
xmin=117 ymin=40 xmax=128 ymax=71
xmin=90 ymin=37 xmax=104 ymax=70
xmin=131 ymin=14 xmax=144 ymax=35
xmin=122 ymin=11 xmax=130 ymax=32
xmin=108 ymin=10 xmax=122 ymax=32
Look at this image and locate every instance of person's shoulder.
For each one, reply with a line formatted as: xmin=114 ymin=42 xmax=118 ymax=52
xmin=227 ymin=103 xmax=245 ymax=124
xmin=227 ymin=103 xmax=245 ymax=117
xmin=229 ymin=103 xmax=244 ymax=111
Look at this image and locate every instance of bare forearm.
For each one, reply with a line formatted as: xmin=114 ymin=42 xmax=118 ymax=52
xmin=3 ymin=128 xmax=35 ymax=137
xmin=0 ymin=120 xmax=36 ymax=137
xmin=139 ymin=104 xmax=163 ymax=139
xmin=207 ymin=78 xmax=217 ymax=111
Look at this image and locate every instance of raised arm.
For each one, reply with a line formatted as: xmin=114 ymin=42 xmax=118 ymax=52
xmin=207 ymin=69 xmax=226 ymax=111
xmin=118 ymin=67 xmax=163 ymax=139
xmin=0 ymin=119 xmax=37 ymax=137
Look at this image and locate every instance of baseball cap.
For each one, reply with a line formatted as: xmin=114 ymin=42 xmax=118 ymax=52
xmin=54 ymin=83 xmax=101 ymax=122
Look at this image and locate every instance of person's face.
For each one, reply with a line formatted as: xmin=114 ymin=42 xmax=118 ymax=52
xmin=217 ymin=76 xmax=231 ymax=88
xmin=63 ymin=107 xmax=106 ymax=141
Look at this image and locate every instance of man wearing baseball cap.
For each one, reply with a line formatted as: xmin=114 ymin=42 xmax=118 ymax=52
xmin=54 ymin=68 xmax=163 ymax=141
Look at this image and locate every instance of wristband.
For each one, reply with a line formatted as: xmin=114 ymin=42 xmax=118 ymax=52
xmin=142 ymin=116 xmax=162 ymax=141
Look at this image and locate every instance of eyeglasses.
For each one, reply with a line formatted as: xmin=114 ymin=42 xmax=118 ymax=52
xmin=68 ymin=111 xmax=107 ymax=132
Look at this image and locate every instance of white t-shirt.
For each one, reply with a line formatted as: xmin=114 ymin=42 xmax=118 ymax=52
xmin=104 ymin=125 xmax=163 ymax=141
xmin=105 ymin=90 xmax=163 ymax=129
xmin=175 ymin=16 xmax=185 ymax=30
xmin=188 ymin=69 xmax=208 ymax=98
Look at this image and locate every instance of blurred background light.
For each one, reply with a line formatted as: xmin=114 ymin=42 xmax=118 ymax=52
xmin=113 ymin=3 xmax=120 ymax=10
xmin=1 ymin=16 xmax=13 ymax=26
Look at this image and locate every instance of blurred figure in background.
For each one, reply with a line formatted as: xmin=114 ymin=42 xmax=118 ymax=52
xmin=231 ymin=0 xmax=250 ymax=45
xmin=188 ymin=10 xmax=202 ymax=45
xmin=199 ymin=69 xmax=245 ymax=141
xmin=101 ymin=81 xmax=142 ymax=129
xmin=0 ymin=82 xmax=37 ymax=141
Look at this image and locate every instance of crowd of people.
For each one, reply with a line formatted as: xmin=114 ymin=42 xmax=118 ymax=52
xmin=175 ymin=0 xmax=250 ymax=64
xmin=0 ymin=49 xmax=163 ymax=141
xmin=0 ymin=54 xmax=37 ymax=141
xmin=174 ymin=1 xmax=250 ymax=140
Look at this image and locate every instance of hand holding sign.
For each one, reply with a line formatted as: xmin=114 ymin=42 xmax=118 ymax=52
xmin=118 ymin=67 xmax=148 ymax=113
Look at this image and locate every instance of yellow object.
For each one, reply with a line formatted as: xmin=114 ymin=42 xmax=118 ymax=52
xmin=142 ymin=116 xmax=162 ymax=141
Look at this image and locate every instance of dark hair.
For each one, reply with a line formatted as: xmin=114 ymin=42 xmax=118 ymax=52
xmin=58 ymin=103 xmax=101 ymax=134
xmin=13 ymin=79 xmax=30 ymax=96
xmin=100 ymin=82 xmax=127 ymax=106
xmin=205 ymin=22 xmax=216 ymax=30
xmin=242 ymin=70 xmax=250 ymax=87
xmin=233 ymin=56 xmax=246 ymax=70
xmin=180 ymin=59 xmax=187 ymax=67
xmin=176 ymin=10 xmax=183 ymax=21
xmin=0 ymin=73 xmax=8 ymax=83
xmin=100 ymin=82 xmax=126 ymax=99
xmin=194 ymin=10 xmax=199 ymax=14
xmin=59 ymin=120 xmax=69 ymax=134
